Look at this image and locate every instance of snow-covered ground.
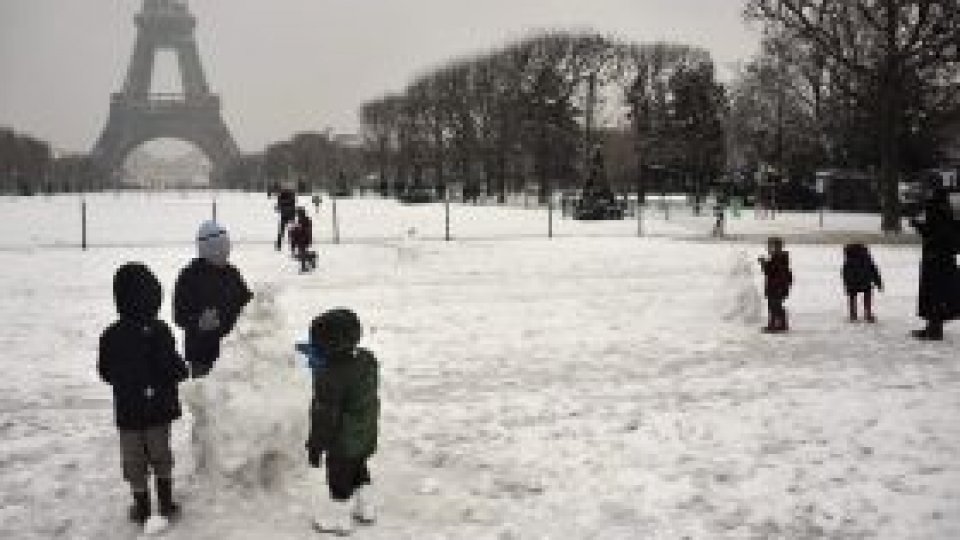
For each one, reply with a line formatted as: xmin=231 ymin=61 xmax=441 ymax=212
xmin=1 ymin=192 xmax=957 ymax=539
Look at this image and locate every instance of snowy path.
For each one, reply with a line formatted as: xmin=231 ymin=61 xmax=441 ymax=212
xmin=1 ymin=194 xmax=957 ymax=539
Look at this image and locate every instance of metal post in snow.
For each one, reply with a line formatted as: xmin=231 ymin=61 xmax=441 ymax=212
xmin=212 ymin=199 xmax=217 ymax=222
xmin=81 ymin=198 xmax=87 ymax=251
xmin=444 ymin=193 xmax=451 ymax=241
xmin=637 ymin=199 xmax=643 ymax=237
xmin=331 ymin=195 xmax=340 ymax=244
xmin=547 ymin=189 xmax=553 ymax=239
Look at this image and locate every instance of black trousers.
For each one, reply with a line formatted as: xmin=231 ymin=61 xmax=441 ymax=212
xmin=767 ymin=295 xmax=786 ymax=326
xmin=276 ymin=214 xmax=294 ymax=249
xmin=325 ymin=456 xmax=371 ymax=501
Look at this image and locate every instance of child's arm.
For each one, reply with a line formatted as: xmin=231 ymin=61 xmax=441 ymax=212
xmin=158 ymin=324 xmax=189 ymax=384
xmin=97 ymin=328 xmax=117 ymax=384
xmin=871 ymin=261 xmax=883 ymax=291
xmin=173 ymin=270 xmax=198 ymax=331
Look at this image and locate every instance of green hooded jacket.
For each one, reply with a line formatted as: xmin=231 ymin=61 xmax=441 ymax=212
xmin=307 ymin=347 xmax=379 ymax=459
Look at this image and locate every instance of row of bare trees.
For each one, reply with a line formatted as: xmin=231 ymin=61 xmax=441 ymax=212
xmin=742 ymin=0 xmax=960 ymax=231
xmin=359 ymin=31 xmax=728 ymax=204
xmin=0 ymin=127 xmax=52 ymax=194
xmin=0 ymin=127 xmax=108 ymax=194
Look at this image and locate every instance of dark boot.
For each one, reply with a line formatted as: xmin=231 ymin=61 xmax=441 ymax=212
xmin=848 ymin=296 xmax=858 ymax=322
xmin=912 ymin=321 xmax=944 ymax=341
xmin=128 ymin=490 xmax=150 ymax=525
xmin=156 ymin=477 xmax=180 ymax=519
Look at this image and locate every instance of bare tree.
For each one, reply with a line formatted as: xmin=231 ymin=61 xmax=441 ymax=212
xmin=746 ymin=0 xmax=960 ymax=232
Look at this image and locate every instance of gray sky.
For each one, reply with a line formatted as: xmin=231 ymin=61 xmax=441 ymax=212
xmin=0 ymin=0 xmax=760 ymax=154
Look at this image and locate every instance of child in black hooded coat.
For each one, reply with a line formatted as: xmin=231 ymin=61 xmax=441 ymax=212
xmin=98 ymin=263 xmax=189 ymax=525
xmin=842 ymin=243 xmax=883 ymax=322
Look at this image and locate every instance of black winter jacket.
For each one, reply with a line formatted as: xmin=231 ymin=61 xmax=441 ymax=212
xmin=842 ymin=244 xmax=882 ymax=294
xmin=173 ymin=258 xmax=253 ymax=338
xmin=98 ymin=264 xmax=188 ymax=430
xmin=760 ymin=251 xmax=792 ymax=298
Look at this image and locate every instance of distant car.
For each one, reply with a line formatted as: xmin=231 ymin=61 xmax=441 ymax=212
xmin=399 ymin=186 xmax=437 ymax=204
xmin=572 ymin=185 xmax=625 ymax=220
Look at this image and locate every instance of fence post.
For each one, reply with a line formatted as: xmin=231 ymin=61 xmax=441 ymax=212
xmin=444 ymin=194 xmax=451 ymax=241
xmin=637 ymin=199 xmax=643 ymax=237
xmin=331 ymin=196 xmax=340 ymax=244
xmin=547 ymin=192 xmax=553 ymax=239
xmin=81 ymin=198 xmax=87 ymax=250
xmin=212 ymin=199 xmax=218 ymax=222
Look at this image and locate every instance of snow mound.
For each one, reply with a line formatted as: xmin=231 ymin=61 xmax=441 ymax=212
xmin=182 ymin=284 xmax=311 ymax=490
xmin=721 ymin=251 xmax=763 ymax=325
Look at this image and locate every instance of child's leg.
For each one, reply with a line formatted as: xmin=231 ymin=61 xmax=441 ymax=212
xmin=351 ymin=461 xmax=375 ymax=523
xmin=315 ymin=455 xmax=358 ymax=533
xmin=848 ymin=293 xmax=858 ymax=321
xmin=118 ymin=429 xmax=152 ymax=522
xmin=326 ymin=456 xmax=364 ymax=501
xmin=765 ymin=296 xmax=776 ymax=329
xmin=864 ymin=290 xmax=875 ymax=321
xmin=772 ymin=296 xmax=788 ymax=331
xmin=144 ymin=424 xmax=179 ymax=517
xmin=119 ymin=430 xmax=150 ymax=494
xmin=144 ymin=424 xmax=174 ymax=481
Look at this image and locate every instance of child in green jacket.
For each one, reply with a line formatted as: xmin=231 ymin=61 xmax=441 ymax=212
xmin=304 ymin=309 xmax=380 ymax=535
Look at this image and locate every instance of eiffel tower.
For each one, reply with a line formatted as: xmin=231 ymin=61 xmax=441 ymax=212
xmin=92 ymin=0 xmax=238 ymax=185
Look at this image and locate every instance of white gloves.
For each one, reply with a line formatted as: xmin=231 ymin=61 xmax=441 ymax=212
xmin=198 ymin=308 xmax=221 ymax=332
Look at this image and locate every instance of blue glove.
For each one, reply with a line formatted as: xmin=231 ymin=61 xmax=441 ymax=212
xmin=295 ymin=342 xmax=328 ymax=371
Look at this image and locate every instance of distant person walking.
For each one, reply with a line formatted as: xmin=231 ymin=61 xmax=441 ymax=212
xmin=842 ymin=243 xmax=883 ymax=323
xmin=909 ymin=189 xmax=960 ymax=340
xmin=290 ymin=207 xmax=317 ymax=273
xmin=276 ymin=187 xmax=297 ymax=251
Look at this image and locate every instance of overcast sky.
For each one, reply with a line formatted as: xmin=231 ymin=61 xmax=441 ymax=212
xmin=0 ymin=0 xmax=760 ymax=154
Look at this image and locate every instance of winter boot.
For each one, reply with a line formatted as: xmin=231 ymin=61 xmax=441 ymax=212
xmin=156 ymin=477 xmax=180 ymax=519
xmin=351 ymin=486 xmax=376 ymax=525
xmin=848 ymin=297 xmax=858 ymax=322
xmin=128 ymin=490 xmax=150 ymax=525
xmin=913 ymin=321 xmax=944 ymax=341
xmin=312 ymin=500 xmax=354 ymax=536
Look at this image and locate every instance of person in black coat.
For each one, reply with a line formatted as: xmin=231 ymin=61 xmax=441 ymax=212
xmin=759 ymin=236 xmax=793 ymax=333
xmin=842 ymin=243 xmax=883 ymax=322
xmin=98 ymin=263 xmax=189 ymax=524
xmin=289 ymin=206 xmax=316 ymax=272
xmin=276 ymin=187 xmax=298 ymax=251
xmin=910 ymin=189 xmax=960 ymax=340
xmin=174 ymin=221 xmax=253 ymax=377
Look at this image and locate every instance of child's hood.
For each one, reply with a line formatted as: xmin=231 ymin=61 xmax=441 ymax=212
xmin=113 ymin=263 xmax=161 ymax=321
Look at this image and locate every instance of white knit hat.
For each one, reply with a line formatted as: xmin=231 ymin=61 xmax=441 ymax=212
xmin=197 ymin=220 xmax=230 ymax=265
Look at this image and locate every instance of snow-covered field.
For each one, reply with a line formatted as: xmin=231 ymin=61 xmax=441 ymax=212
xmin=1 ymin=192 xmax=957 ymax=539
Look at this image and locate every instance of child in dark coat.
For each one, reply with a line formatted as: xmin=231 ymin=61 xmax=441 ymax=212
xmin=98 ymin=263 xmax=189 ymax=524
xmin=758 ymin=236 xmax=793 ymax=333
xmin=304 ymin=309 xmax=380 ymax=535
xmin=842 ymin=243 xmax=883 ymax=322
xmin=289 ymin=206 xmax=316 ymax=272
xmin=173 ymin=221 xmax=252 ymax=378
